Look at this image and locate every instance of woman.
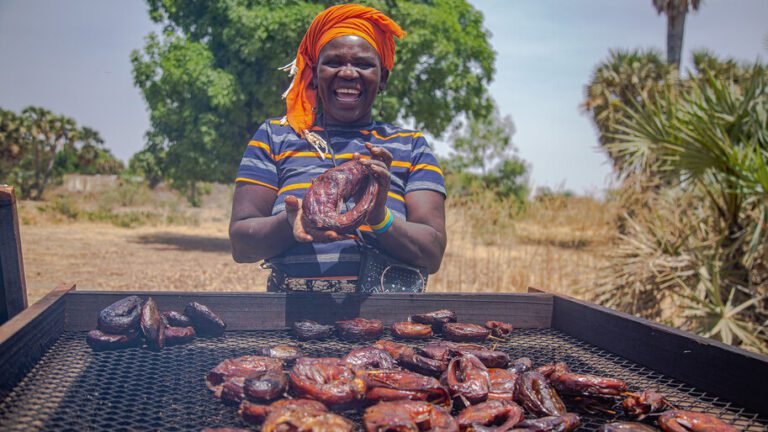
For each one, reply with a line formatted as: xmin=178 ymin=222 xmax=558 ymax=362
xmin=229 ymin=4 xmax=446 ymax=292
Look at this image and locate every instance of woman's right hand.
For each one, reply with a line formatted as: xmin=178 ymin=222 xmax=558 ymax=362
xmin=284 ymin=195 xmax=348 ymax=243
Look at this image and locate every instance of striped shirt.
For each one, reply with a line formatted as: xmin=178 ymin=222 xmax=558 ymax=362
xmin=235 ymin=118 xmax=446 ymax=278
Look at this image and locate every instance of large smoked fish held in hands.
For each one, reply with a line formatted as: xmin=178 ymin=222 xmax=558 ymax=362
xmin=302 ymin=160 xmax=378 ymax=234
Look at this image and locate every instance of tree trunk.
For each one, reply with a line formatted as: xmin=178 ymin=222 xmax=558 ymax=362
xmin=35 ymin=135 xmax=63 ymax=200
xmin=190 ymin=181 xmax=198 ymax=207
xmin=667 ymin=9 xmax=687 ymax=69
xmin=32 ymin=136 xmax=41 ymax=199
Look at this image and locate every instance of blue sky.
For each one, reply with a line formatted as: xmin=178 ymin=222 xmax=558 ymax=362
xmin=1 ymin=1 xmax=766 ymax=193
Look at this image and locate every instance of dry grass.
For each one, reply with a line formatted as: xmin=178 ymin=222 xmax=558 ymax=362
xmin=430 ymin=194 xmax=613 ymax=294
xmin=18 ymin=183 xmax=614 ymax=304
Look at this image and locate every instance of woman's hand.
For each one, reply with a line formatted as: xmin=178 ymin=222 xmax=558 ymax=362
xmin=357 ymin=142 xmax=392 ymax=225
xmin=284 ymin=195 xmax=349 ymax=243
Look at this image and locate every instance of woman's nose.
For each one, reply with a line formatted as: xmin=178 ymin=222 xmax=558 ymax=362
xmin=339 ymin=64 xmax=358 ymax=79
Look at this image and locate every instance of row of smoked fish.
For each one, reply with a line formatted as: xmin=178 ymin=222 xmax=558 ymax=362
xmin=203 ymin=309 xmax=737 ymax=432
xmin=295 ymin=309 xmax=511 ymax=342
xmin=86 ymin=295 xmax=226 ymax=351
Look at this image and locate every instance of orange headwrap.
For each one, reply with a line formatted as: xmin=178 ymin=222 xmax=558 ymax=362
xmin=281 ymin=4 xmax=405 ymax=147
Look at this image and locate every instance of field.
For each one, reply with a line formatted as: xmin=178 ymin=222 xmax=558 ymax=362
xmin=16 ymin=180 xmax=614 ymax=305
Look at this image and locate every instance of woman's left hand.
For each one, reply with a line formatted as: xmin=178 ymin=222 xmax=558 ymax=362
xmin=356 ymin=142 xmax=392 ymax=225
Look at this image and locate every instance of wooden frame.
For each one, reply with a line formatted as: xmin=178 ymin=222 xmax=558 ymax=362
xmin=0 ymin=282 xmax=73 ymax=396
xmin=1 ymin=288 xmax=767 ymax=416
xmin=0 ymin=186 xmax=28 ymax=324
xmin=550 ymin=293 xmax=768 ymax=415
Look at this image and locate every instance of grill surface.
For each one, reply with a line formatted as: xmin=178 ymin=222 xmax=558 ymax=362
xmin=0 ymin=328 xmax=765 ymax=431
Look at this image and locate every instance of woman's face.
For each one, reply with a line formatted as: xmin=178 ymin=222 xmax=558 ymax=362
xmin=315 ymin=35 xmax=388 ymax=126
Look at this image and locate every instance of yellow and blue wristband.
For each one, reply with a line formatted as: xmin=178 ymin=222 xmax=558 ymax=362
xmin=370 ymin=207 xmax=393 ymax=234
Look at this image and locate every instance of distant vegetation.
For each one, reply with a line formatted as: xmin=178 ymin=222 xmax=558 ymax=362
xmin=441 ymin=104 xmax=529 ymax=205
xmin=0 ymin=107 xmax=123 ymax=199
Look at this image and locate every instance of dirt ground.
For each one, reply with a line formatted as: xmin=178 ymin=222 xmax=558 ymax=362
xmin=20 ymin=221 xmax=269 ymax=305
xmin=16 ymin=184 xmax=609 ymax=305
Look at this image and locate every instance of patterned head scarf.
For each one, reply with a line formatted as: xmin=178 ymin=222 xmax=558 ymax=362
xmin=280 ymin=4 xmax=405 ymax=156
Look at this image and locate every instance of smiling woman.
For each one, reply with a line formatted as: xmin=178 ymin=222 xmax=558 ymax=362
xmin=228 ymin=4 xmax=447 ymax=293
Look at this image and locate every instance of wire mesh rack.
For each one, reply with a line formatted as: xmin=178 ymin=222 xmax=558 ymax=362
xmin=0 ymin=328 xmax=764 ymax=431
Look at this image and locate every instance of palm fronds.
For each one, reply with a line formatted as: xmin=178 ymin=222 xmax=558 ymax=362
xmin=591 ymin=57 xmax=768 ymax=352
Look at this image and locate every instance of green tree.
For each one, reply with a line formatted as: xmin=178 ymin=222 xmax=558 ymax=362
xmin=127 ymin=145 xmax=166 ymax=189
xmin=131 ymin=0 xmax=496 ymax=204
xmin=1 ymin=107 xmax=119 ymax=198
xmin=446 ymin=104 xmax=528 ymax=201
xmin=652 ymin=0 xmax=701 ymax=69
xmin=450 ymin=106 xmax=515 ymax=176
xmin=0 ymin=109 xmax=25 ymax=182
xmin=485 ymin=157 xmax=529 ymax=201
xmin=19 ymin=107 xmax=80 ymax=199
xmin=55 ymin=127 xmax=124 ymax=176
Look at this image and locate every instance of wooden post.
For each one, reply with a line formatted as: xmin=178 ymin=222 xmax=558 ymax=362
xmin=0 ymin=185 xmax=27 ymax=324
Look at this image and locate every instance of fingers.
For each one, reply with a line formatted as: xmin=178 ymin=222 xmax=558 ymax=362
xmin=365 ymin=142 xmax=393 ymax=167
xmin=284 ymin=196 xmax=313 ymax=243
xmin=293 ymin=233 xmax=315 ymax=243
xmin=332 ymin=234 xmax=356 ymax=242
xmin=369 ymin=162 xmax=391 ymax=181
xmin=294 ymin=219 xmax=314 ymax=243
xmin=357 ymin=156 xmax=388 ymax=171
xmin=322 ymin=231 xmax=344 ymax=242
xmin=359 ymin=158 xmax=390 ymax=182
xmin=285 ymin=195 xmax=301 ymax=210
xmin=307 ymin=228 xmax=352 ymax=243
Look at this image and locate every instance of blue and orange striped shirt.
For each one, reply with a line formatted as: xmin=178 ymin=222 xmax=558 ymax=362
xmin=235 ymin=118 xmax=446 ymax=278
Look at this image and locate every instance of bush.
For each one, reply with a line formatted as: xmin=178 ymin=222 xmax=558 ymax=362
xmin=39 ymin=196 xmax=81 ymax=220
xmin=97 ymin=178 xmax=152 ymax=210
xmin=590 ymin=58 xmax=768 ymax=352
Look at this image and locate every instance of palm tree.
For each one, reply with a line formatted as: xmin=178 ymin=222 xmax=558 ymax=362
xmin=21 ymin=107 xmax=79 ymax=199
xmin=652 ymin=0 xmax=701 ymax=69
xmin=582 ymin=49 xmax=677 ymax=170
xmin=75 ymin=127 xmax=104 ymax=171
xmin=603 ymin=63 xmax=768 ymax=351
xmin=0 ymin=109 xmax=24 ymax=180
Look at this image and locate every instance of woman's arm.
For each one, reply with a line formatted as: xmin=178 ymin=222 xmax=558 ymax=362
xmin=358 ymin=144 xmax=447 ymax=274
xmin=372 ymin=190 xmax=447 ymax=274
xmin=229 ymin=183 xmax=295 ymax=263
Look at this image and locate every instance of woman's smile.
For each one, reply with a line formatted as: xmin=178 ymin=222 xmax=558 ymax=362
xmin=335 ymin=87 xmax=361 ymax=102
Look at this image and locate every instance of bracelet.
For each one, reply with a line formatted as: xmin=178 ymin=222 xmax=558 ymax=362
xmin=370 ymin=208 xmax=393 ymax=234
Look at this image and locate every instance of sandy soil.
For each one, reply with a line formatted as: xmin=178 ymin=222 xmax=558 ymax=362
xmin=20 ymin=221 xmax=269 ymax=304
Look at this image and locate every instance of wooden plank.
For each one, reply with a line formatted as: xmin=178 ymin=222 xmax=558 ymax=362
xmin=550 ymin=293 xmax=768 ymax=416
xmin=0 ymin=185 xmax=28 ymax=324
xmin=64 ymin=292 xmax=553 ymax=331
xmin=0 ymin=282 xmax=74 ymax=398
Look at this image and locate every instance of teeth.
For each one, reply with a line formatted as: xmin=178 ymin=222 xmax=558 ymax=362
xmin=336 ymin=89 xmax=359 ymax=94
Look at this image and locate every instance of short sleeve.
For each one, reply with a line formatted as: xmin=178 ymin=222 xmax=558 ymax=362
xmin=234 ymin=122 xmax=278 ymax=191
xmin=406 ymin=135 xmax=446 ymax=196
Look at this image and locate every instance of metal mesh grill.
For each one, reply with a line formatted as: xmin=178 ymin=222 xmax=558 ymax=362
xmin=0 ymin=329 xmax=765 ymax=431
